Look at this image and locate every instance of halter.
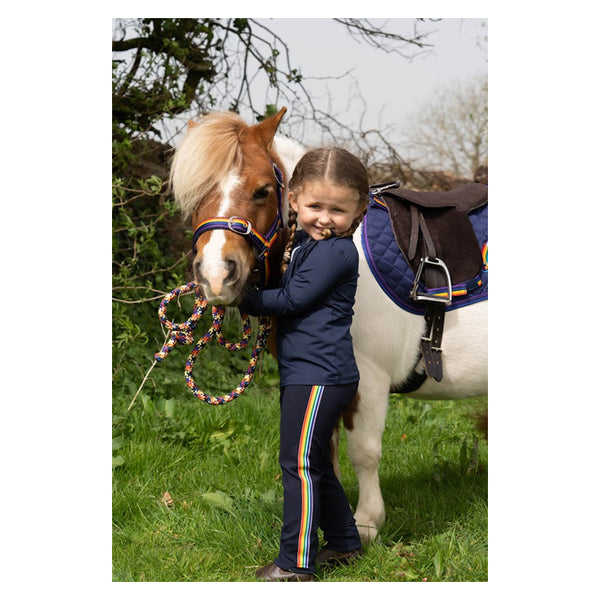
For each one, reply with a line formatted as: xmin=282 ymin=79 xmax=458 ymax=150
xmin=191 ymin=162 xmax=285 ymax=287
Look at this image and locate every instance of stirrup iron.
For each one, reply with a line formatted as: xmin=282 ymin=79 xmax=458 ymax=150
xmin=409 ymin=257 xmax=453 ymax=305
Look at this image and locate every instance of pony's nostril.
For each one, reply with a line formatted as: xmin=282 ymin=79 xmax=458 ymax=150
xmin=225 ymin=260 xmax=238 ymax=283
xmin=193 ymin=261 xmax=207 ymax=286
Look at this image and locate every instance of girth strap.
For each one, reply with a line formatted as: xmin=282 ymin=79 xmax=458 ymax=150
xmin=421 ymin=304 xmax=445 ymax=382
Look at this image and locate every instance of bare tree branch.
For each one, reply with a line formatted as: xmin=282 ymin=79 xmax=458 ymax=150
xmin=333 ymin=18 xmax=435 ymax=57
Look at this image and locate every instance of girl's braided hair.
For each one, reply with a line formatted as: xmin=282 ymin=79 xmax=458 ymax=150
xmin=281 ymin=147 xmax=369 ymax=274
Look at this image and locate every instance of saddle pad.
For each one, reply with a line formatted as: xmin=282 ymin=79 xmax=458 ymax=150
xmin=361 ymin=200 xmax=488 ymax=315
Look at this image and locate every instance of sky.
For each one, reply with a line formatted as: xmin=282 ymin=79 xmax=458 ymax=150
xmin=159 ymin=18 xmax=488 ymax=151
xmin=251 ymin=18 xmax=487 ymax=145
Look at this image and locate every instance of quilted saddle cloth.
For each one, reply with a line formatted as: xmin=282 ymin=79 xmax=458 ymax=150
xmin=361 ymin=191 xmax=488 ymax=316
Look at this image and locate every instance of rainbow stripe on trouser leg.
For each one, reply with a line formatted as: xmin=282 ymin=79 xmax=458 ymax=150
xmin=276 ymin=383 xmax=361 ymax=574
xmin=295 ymin=385 xmax=324 ymax=568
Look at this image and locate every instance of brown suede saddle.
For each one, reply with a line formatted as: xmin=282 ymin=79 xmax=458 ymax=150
xmin=370 ymin=182 xmax=488 ymax=384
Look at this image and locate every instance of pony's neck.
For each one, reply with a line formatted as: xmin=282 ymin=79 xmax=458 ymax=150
xmin=272 ymin=135 xmax=305 ymax=176
xmin=267 ymin=135 xmax=305 ymax=283
xmin=272 ymin=134 xmax=305 ymax=225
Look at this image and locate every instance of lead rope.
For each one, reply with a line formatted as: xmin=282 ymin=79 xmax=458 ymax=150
xmin=127 ymin=282 xmax=272 ymax=410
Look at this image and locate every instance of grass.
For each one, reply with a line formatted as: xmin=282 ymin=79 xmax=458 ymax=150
xmin=112 ymin=310 xmax=487 ymax=582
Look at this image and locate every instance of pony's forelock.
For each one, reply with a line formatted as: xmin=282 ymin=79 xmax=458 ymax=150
xmin=170 ymin=112 xmax=246 ymax=219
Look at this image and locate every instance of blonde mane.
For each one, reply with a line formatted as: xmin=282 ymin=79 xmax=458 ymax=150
xmin=170 ymin=112 xmax=247 ymax=219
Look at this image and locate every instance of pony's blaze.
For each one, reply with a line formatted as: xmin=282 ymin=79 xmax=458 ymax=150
xmin=192 ymin=173 xmax=254 ymax=305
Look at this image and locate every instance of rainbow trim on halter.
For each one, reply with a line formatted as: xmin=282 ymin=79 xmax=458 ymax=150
xmin=193 ymin=217 xmax=276 ymax=250
xmin=296 ymin=385 xmax=323 ymax=569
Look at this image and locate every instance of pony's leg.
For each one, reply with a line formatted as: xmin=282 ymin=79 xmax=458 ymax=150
xmin=344 ymin=361 xmax=390 ymax=543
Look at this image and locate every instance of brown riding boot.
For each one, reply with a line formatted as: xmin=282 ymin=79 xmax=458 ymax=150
xmin=256 ymin=561 xmax=315 ymax=581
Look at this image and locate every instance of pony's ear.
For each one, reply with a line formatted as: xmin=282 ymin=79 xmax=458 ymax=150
xmin=245 ymin=107 xmax=287 ymax=149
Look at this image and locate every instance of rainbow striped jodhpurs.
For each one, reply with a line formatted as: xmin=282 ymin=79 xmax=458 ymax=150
xmin=275 ymin=383 xmax=362 ymax=574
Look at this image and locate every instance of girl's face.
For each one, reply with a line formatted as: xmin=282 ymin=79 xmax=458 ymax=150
xmin=289 ymin=181 xmax=365 ymax=241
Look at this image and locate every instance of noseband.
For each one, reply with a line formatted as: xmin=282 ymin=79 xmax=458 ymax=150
xmin=191 ymin=162 xmax=285 ymax=287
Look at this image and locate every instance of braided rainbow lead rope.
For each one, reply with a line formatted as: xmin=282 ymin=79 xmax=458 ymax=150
xmin=155 ymin=282 xmax=207 ymax=359
xmin=155 ymin=282 xmax=272 ymax=405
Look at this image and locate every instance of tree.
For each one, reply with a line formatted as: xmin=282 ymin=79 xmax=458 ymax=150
xmin=111 ymin=18 xmax=439 ymax=385
xmin=400 ymin=73 xmax=488 ymax=180
xmin=112 ymin=18 xmax=437 ymax=143
xmin=112 ymin=18 xmax=439 ymax=303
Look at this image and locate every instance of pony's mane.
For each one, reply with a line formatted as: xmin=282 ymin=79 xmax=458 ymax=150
xmin=170 ymin=112 xmax=246 ymax=219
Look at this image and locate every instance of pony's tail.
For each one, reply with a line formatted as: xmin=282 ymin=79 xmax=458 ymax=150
xmin=469 ymin=398 xmax=488 ymax=441
xmin=474 ymin=402 xmax=488 ymax=440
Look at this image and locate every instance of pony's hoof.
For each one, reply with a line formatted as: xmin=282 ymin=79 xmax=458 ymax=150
xmin=356 ymin=523 xmax=380 ymax=544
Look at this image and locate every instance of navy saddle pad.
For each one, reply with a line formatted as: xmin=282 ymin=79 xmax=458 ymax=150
xmin=361 ymin=194 xmax=488 ymax=315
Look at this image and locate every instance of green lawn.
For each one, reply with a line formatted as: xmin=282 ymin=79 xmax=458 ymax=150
xmin=113 ymin=322 xmax=487 ymax=582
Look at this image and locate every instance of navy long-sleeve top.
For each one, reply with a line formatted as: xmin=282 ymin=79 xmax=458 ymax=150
xmin=240 ymin=231 xmax=360 ymax=386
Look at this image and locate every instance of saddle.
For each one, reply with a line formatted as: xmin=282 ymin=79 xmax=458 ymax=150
xmin=370 ymin=182 xmax=488 ymax=384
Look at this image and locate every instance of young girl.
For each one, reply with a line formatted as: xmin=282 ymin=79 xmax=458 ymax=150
xmin=240 ymin=147 xmax=369 ymax=581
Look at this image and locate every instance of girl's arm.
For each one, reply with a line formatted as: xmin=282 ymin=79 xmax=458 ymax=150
xmin=240 ymin=242 xmax=355 ymax=317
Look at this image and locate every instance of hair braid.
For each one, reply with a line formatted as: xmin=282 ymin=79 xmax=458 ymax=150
xmin=341 ymin=207 xmax=367 ymax=239
xmin=280 ymin=210 xmax=298 ymax=274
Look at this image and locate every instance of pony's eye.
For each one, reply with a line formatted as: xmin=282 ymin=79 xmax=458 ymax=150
xmin=253 ymin=186 xmax=271 ymax=202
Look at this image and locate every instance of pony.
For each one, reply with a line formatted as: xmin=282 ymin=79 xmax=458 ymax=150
xmin=169 ymin=107 xmax=487 ymax=542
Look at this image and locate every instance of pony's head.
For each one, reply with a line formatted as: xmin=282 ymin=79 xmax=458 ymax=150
xmin=170 ymin=108 xmax=289 ymax=305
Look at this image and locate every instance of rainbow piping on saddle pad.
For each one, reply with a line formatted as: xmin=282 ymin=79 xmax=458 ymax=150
xmin=424 ymin=237 xmax=488 ymax=301
xmin=424 ymin=278 xmax=483 ymax=300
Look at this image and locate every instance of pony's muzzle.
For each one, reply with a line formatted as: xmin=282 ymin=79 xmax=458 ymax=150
xmin=193 ymin=255 xmax=245 ymax=305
